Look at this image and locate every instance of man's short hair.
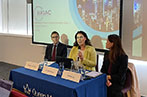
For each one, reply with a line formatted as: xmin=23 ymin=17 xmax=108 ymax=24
xmin=51 ymin=31 xmax=59 ymax=37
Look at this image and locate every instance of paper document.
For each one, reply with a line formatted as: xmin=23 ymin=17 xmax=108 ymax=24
xmin=0 ymin=79 xmax=13 ymax=97
xmin=39 ymin=61 xmax=55 ymax=66
xmin=85 ymin=71 xmax=102 ymax=78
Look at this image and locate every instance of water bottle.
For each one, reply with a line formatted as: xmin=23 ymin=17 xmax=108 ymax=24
xmin=70 ymin=61 xmax=74 ymax=71
xmin=79 ymin=65 xmax=86 ymax=80
xmin=82 ymin=66 xmax=86 ymax=78
xmin=44 ymin=61 xmax=48 ymax=66
xmin=58 ymin=62 xmax=64 ymax=75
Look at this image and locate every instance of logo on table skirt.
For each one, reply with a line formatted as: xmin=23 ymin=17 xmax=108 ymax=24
xmin=23 ymin=83 xmax=52 ymax=97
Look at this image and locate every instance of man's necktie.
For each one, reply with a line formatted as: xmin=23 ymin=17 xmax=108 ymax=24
xmin=51 ymin=45 xmax=56 ymax=61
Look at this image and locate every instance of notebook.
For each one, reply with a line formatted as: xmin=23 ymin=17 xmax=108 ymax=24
xmin=85 ymin=71 xmax=102 ymax=78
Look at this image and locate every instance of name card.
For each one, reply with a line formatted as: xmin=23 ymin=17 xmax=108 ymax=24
xmin=42 ymin=66 xmax=58 ymax=77
xmin=62 ymin=70 xmax=81 ymax=83
xmin=25 ymin=61 xmax=39 ymax=71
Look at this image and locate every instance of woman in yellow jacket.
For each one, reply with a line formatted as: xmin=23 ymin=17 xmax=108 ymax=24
xmin=68 ymin=31 xmax=96 ymax=71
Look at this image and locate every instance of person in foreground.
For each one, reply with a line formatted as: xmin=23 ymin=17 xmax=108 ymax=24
xmin=101 ymin=34 xmax=128 ymax=97
xmin=68 ymin=31 xmax=96 ymax=71
xmin=44 ymin=31 xmax=67 ymax=61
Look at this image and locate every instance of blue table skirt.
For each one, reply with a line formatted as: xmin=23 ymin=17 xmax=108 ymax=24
xmin=9 ymin=67 xmax=107 ymax=97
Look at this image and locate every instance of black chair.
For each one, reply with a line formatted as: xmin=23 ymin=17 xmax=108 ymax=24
xmin=121 ymin=69 xmax=132 ymax=97
xmin=95 ymin=54 xmax=99 ymax=72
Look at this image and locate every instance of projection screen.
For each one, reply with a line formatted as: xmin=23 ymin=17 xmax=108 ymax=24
xmin=122 ymin=0 xmax=147 ymax=61
xmin=32 ymin=0 xmax=122 ymax=50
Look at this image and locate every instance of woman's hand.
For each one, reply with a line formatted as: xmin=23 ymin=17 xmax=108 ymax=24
xmin=78 ymin=51 xmax=83 ymax=61
xmin=107 ymin=75 xmax=111 ymax=80
xmin=106 ymin=75 xmax=112 ymax=87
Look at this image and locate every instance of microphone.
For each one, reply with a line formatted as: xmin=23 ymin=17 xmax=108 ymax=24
xmin=77 ymin=46 xmax=81 ymax=61
xmin=78 ymin=46 xmax=81 ymax=50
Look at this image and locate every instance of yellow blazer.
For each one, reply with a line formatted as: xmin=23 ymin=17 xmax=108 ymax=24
xmin=68 ymin=45 xmax=96 ymax=71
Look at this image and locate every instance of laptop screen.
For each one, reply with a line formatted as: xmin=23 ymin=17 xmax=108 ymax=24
xmin=56 ymin=56 xmax=73 ymax=69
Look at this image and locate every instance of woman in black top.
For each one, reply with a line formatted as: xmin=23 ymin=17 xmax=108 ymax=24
xmin=101 ymin=34 xmax=128 ymax=97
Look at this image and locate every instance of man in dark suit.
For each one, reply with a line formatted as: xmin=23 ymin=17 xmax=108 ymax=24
xmin=44 ymin=31 xmax=67 ymax=61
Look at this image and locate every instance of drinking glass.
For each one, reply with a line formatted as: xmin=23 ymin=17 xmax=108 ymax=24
xmin=58 ymin=62 xmax=64 ymax=75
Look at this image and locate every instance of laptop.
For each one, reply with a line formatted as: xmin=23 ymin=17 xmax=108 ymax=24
xmin=0 ymin=79 xmax=13 ymax=97
xmin=56 ymin=56 xmax=73 ymax=69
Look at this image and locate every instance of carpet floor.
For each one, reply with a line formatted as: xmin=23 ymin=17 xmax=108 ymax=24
xmin=0 ymin=61 xmax=22 ymax=80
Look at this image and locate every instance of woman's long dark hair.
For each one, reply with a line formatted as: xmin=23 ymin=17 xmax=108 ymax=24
xmin=108 ymin=34 xmax=126 ymax=64
xmin=74 ymin=31 xmax=92 ymax=46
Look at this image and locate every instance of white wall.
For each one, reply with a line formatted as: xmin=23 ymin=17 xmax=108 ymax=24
xmin=129 ymin=59 xmax=147 ymax=96
xmin=0 ymin=34 xmax=45 ymax=66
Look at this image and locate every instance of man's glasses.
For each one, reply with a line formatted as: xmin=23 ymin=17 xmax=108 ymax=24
xmin=51 ymin=36 xmax=59 ymax=38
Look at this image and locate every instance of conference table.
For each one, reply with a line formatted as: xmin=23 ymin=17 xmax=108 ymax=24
xmin=9 ymin=65 xmax=107 ymax=97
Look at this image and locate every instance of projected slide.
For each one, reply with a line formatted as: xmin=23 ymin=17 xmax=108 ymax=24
xmin=33 ymin=0 xmax=121 ymax=49
xmin=123 ymin=0 xmax=147 ymax=61
xmin=132 ymin=0 xmax=143 ymax=57
xmin=76 ymin=0 xmax=119 ymax=32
